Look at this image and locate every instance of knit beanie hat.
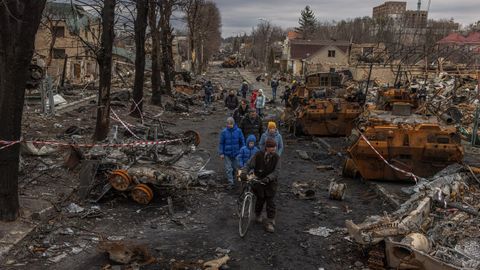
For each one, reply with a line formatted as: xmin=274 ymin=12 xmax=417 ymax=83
xmin=268 ymin=121 xmax=277 ymax=129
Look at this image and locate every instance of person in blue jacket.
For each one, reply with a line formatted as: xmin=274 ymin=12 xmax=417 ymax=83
xmin=237 ymin=134 xmax=259 ymax=168
xmin=259 ymin=121 xmax=284 ymax=156
xmin=219 ymin=117 xmax=245 ymax=188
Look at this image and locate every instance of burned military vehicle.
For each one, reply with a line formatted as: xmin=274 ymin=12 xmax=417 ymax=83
xmin=285 ymin=71 xmax=364 ymax=136
xmin=343 ymin=103 xmax=464 ymax=181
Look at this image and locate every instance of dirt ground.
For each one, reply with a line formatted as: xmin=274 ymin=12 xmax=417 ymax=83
xmin=3 ymin=66 xmax=393 ymax=270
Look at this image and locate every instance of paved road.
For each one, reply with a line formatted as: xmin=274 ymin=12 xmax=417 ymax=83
xmin=4 ymin=66 xmax=392 ymax=270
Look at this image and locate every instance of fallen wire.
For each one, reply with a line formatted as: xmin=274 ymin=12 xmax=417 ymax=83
xmin=0 ymin=137 xmax=189 ymax=150
xmin=358 ymin=131 xmax=421 ymax=183
xmin=110 ymin=108 xmax=143 ymax=140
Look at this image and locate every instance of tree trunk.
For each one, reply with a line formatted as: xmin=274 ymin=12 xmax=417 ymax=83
xmin=93 ymin=0 xmax=116 ymax=141
xmin=0 ymin=0 xmax=46 ymax=221
xmin=130 ymin=0 xmax=148 ymax=117
xmin=160 ymin=0 xmax=173 ymax=95
xmin=149 ymin=0 xmax=162 ymax=106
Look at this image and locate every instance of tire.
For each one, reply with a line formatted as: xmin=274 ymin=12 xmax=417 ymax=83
xmin=239 ymin=193 xmax=253 ymax=237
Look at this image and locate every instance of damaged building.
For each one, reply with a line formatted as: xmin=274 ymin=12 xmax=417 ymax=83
xmin=34 ymin=2 xmax=100 ymax=85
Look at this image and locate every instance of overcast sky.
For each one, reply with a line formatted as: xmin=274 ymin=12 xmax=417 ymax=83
xmin=215 ymin=0 xmax=479 ymax=37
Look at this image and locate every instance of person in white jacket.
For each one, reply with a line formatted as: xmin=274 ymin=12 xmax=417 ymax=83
xmin=255 ymin=89 xmax=266 ymax=117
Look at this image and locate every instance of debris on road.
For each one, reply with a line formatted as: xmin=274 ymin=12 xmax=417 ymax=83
xmin=345 ymin=164 xmax=480 ymax=269
xmin=98 ymin=240 xmax=155 ymax=265
xmin=306 ymin=226 xmax=335 ymax=238
xmin=203 ymin=255 xmax=230 ymax=270
xmin=328 ymin=182 xmax=347 ymax=201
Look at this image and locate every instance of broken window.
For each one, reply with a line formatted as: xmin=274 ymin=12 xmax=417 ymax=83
xmin=53 ymin=48 xmax=66 ymax=59
xmin=320 ymin=75 xmax=329 ymax=86
xmin=363 ymin=47 xmax=374 ymax=57
xmin=328 ymin=50 xmax=336 ymax=58
xmin=53 ymin=26 xmax=65 ymax=38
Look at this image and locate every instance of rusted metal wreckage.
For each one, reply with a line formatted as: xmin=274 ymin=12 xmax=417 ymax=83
xmin=345 ymin=165 xmax=480 ymax=270
xmin=342 ymin=81 xmax=464 ymax=181
xmin=73 ymin=130 xmax=207 ymax=205
xmin=343 ymin=103 xmax=464 ymax=181
xmin=285 ymin=72 xmax=364 ymax=136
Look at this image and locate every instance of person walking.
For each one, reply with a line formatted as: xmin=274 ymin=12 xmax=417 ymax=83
xmin=255 ymin=89 xmax=266 ymax=117
xmin=259 ymin=121 xmax=284 ymax=156
xmin=240 ymin=80 xmax=249 ymax=99
xmin=281 ymin=85 xmax=292 ymax=107
xmin=250 ymin=89 xmax=258 ymax=110
xmin=225 ymin=90 xmax=239 ymax=114
xmin=219 ymin=117 xmax=245 ymax=189
xmin=237 ymin=135 xmax=259 ymax=168
xmin=233 ymin=99 xmax=249 ymax=125
xmin=270 ymin=78 xmax=279 ymax=102
xmin=203 ymin=80 xmax=213 ymax=108
xmin=240 ymin=138 xmax=280 ymax=233
xmin=239 ymin=109 xmax=263 ymax=143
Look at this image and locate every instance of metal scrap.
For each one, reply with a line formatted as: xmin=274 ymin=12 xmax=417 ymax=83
xmin=345 ymin=164 xmax=480 ymax=269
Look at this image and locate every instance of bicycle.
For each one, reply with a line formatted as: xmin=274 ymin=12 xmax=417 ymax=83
xmin=237 ymin=172 xmax=264 ymax=237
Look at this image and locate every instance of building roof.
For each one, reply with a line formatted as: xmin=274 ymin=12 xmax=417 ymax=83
xmin=465 ymin=32 xmax=480 ymax=44
xmin=44 ymin=2 xmax=98 ymax=34
xmin=113 ymin=47 xmax=152 ymax=69
xmin=287 ymin=31 xmax=300 ymax=40
xmin=437 ymin=32 xmax=480 ymax=44
xmin=290 ymin=40 xmax=350 ymax=60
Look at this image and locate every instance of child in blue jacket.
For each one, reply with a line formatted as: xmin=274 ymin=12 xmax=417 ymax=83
xmin=237 ymin=134 xmax=260 ymax=168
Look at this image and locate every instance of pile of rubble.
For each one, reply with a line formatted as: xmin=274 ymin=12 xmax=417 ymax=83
xmin=346 ymin=164 xmax=480 ymax=269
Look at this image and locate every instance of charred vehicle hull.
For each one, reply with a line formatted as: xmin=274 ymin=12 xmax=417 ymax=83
xmin=285 ymin=72 xmax=363 ymax=136
xmin=344 ymin=110 xmax=463 ymax=181
xmin=293 ymin=98 xmax=362 ymax=136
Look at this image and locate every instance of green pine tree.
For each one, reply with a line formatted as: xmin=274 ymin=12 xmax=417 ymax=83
xmin=295 ymin=5 xmax=317 ymax=40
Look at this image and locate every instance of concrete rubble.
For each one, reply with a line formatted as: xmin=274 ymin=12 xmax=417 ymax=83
xmin=345 ymin=164 xmax=480 ymax=269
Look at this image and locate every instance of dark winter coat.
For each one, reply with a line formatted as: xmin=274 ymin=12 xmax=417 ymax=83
xmin=241 ymin=82 xmax=249 ymax=94
xmin=246 ymin=151 xmax=280 ymax=183
xmin=270 ymin=80 xmax=279 ymax=89
xmin=239 ymin=114 xmax=263 ymax=142
xmin=237 ymin=135 xmax=259 ymax=167
xmin=204 ymin=83 xmax=213 ymax=95
xmin=233 ymin=104 xmax=250 ymax=124
xmin=225 ymin=94 xmax=239 ymax=110
xmin=218 ymin=125 xmax=245 ymax=158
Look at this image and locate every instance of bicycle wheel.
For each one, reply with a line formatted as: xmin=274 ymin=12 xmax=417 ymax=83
xmin=238 ymin=193 xmax=253 ymax=237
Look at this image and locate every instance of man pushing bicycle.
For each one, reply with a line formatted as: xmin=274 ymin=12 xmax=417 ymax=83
xmin=240 ymin=138 xmax=281 ymax=233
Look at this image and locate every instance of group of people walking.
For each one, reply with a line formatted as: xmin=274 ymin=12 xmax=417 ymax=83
xmin=217 ymin=80 xmax=284 ymax=233
xmin=202 ymin=76 xmax=288 ymax=233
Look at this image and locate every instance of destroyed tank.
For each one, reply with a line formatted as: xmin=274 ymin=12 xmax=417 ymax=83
xmin=221 ymin=55 xmax=240 ymax=68
xmin=343 ymin=103 xmax=464 ymax=181
xmin=376 ymin=87 xmax=419 ymax=110
xmin=285 ymin=72 xmax=364 ymax=136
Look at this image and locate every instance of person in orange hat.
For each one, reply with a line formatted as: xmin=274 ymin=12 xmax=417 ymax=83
xmin=259 ymin=121 xmax=284 ymax=156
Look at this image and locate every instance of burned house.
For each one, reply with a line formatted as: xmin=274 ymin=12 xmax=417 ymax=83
xmin=34 ymin=2 xmax=100 ymax=85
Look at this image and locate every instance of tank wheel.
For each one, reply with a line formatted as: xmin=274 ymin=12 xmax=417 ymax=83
xmin=131 ymin=184 xmax=154 ymax=205
xmin=342 ymin=158 xmax=358 ymax=178
xmin=108 ymin=170 xmax=132 ymax=191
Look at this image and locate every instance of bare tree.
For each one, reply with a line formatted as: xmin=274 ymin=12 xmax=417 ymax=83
xmin=181 ymin=0 xmax=203 ymax=74
xmin=194 ymin=1 xmax=221 ymax=72
xmin=130 ymin=0 xmax=148 ymax=117
xmin=159 ymin=0 xmax=176 ymax=94
xmin=0 ymin=0 xmax=47 ymax=221
xmin=93 ymin=0 xmax=116 ymax=141
xmin=149 ymin=0 xmax=162 ymax=105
